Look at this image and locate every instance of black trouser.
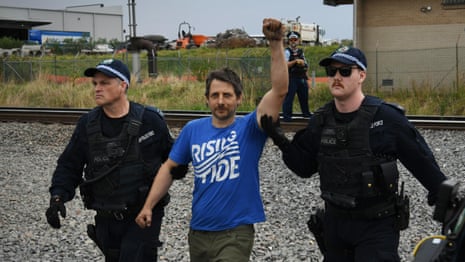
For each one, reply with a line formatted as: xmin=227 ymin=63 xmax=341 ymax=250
xmin=282 ymin=76 xmax=311 ymax=120
xmin=323 ymin=212 xmax=400 ymax=262
xmin=94 ymin=206 xmax=164 ymax=262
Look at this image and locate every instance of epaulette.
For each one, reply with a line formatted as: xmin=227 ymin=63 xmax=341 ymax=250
xmin=384 ymin=102 xmax=405 ymax=115
xmin=145 ymin=105 xmax=164 ymax=119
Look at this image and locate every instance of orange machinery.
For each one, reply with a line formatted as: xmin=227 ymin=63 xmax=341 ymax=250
xmin=176 ymin=21 xmax=208 ymax=49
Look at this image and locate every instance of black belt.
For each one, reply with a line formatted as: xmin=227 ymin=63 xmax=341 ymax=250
xmin=95 ymin=208 xmax=138 ymax=220
xmin=190 ymin=224 xmax=254 ymax=235
xmin=325 ymin=202 xmax=396 ymax=220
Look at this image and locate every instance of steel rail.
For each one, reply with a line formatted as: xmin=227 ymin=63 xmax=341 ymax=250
xmin=1 ymin=107 xmax=465 ymax=131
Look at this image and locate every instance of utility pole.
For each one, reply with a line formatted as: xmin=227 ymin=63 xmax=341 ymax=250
xmin=127 ymin=0 xmax=136 ymax=38
xmin=127 ymin=0 xmax=141 ymax=83
xmin=456 ymin=29 xmax=464 ymax=91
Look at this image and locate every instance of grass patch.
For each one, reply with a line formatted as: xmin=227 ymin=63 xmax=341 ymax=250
xmin=1 ymin=74 xmax=464 ymax=116
xmin=1 ymin=46 xmax=464 ymax=115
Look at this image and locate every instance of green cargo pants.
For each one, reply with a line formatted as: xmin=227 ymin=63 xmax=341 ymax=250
xmin=188 ymin=224 xmax=254 ymax=262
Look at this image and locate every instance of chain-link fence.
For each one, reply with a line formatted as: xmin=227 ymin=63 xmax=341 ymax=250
xmin=2 ymin=46 xmax=464 ymax=92
xmin=364 ymin=46 xmax=465 ymax=91
xmin=1 ymin=54 xmax=273 ymax=99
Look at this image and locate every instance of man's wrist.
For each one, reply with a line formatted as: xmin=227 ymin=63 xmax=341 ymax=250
xmin=275 ymin=138 xmax=290 ymax=151
xmin=51 ymin=195 xmax=62 ymax=202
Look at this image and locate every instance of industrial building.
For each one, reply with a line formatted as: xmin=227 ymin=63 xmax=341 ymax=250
xmin=326 ymin=0 xmax=465 ymax=89
xmin=0 ymin=4 xmax=125 ymax=42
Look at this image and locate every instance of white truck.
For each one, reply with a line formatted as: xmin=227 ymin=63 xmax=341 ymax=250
xmin=0 ymin=41 xmax=50 ymax=57
xmin=0 ymin=47 xmax=20 ymax=57
xmin=81 ymin=44 xmax=114 ymax=54
xmin=20 ymin=41 xmax=49 ymax=56
xmin=283 ymin=17 xmax=324 ymax=45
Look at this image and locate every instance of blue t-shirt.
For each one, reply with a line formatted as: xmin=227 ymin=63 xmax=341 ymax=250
xmin=169 ymin=111 xmax=267 ymax=231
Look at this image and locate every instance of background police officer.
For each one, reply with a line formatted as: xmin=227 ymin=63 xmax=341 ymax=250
xmin=282 ymin=31 xmax=312 ymax=122
xmin=261 ymin=46 xmax=447 ymax=261
xmin=45 ymin=59 xmax=184 ymax=261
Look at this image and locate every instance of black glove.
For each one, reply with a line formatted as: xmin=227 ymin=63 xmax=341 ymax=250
xmin=45 ymin=195 xmax=66 ymax=229
xmin=260 ymin=114 xmax=290 ymax=150
xmin=171 ymin=164 xmax=188 ymax=180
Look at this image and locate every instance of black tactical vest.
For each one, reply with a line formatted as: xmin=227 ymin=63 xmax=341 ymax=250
xmin=82 ymin=103 xmax=151 ymax=210
xmin=316 ymin=97 xmax=399 ymax=207
xmin=286 ymin=47 xmax=307 ymax=78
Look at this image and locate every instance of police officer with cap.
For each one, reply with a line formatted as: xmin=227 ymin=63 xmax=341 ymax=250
xmin=45 ymin=59 xmax=186 ymax=261
xmin=282 ymin=31 xmax=312 ymax=122
xmin=260 ymin=46 xmax=447 ymax=261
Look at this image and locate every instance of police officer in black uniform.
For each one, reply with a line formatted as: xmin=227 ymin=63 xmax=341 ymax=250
xmin=261 ymin=47 xmax=447 ymax=261
xmin=282 ymin=31 xmax=312 ymax=122
xmin=45 ymin=59 xmax=186 ymax=261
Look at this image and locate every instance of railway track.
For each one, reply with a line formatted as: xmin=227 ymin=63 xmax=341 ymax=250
xmin=1 ymin=107 xmax=465 ymax=131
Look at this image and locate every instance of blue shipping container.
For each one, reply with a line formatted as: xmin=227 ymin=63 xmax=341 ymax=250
xmin=29 ymin=29 xmax=90 ymax=44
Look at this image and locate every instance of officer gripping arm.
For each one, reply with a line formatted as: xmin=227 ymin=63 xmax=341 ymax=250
xmin=260 ymin=114 xmax=319 ymax=177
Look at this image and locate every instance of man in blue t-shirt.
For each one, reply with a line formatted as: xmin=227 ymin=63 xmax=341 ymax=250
xmin=135 ymin=18 xmax=288 ymax=262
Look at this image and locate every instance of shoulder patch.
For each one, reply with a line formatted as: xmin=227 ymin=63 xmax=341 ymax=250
xmin=384 ymin=102 xmax=405 ymax=115
xmin=145 ymin=105 xmax=164 ymax=118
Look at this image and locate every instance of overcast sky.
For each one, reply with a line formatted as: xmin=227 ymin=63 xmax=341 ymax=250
xmin=1 ymin=0 xmax=353 ymax=41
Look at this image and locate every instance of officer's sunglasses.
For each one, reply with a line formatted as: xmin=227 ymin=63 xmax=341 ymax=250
xmin=325 ymin=66 xmax=359 ymax=77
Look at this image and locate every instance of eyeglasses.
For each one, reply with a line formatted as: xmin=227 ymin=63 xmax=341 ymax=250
xmin=325 ymin=66 xmax=359 ymax=77
xmin=289 ymin=38 xmax=298 ymax=42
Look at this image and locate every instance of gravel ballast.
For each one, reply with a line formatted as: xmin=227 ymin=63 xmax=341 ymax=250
xmin=0 ymin=122 xmax=464 ymax=262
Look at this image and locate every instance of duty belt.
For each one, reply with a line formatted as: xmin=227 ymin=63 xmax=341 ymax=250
xmin=325 ymin=202 xmax=396 ymax=220
xmin=96 ymin=208 xmax=138 ymax=221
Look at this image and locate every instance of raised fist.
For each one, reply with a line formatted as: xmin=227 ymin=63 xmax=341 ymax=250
xmin=262 ymin=18 xmax=285 ymax=41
